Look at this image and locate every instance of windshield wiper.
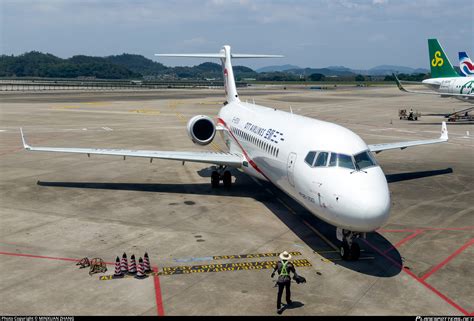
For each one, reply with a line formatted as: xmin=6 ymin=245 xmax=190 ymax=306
xmin=351 ymin=164 xmax=367 ymax=174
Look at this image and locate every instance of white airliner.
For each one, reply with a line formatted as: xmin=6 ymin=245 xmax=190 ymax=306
xmin=20 ymin=45 xmax=449 ymax=260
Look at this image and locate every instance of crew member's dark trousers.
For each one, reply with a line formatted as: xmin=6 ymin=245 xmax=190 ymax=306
xmin=277 ymin=281 xmax=291 ymax=309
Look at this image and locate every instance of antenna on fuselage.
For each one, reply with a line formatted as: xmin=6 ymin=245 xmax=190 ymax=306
xmin=289 ymin=106 xmax=293 ymax=114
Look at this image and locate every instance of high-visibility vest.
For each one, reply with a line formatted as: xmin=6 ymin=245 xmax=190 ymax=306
xmin=279 ymin=260 xmax=289 ymax=276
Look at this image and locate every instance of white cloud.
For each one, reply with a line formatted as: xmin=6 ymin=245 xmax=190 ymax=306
xmin=1 ymin=0 xmax=472 ymax=69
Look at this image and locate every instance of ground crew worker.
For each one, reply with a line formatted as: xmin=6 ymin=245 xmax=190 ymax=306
xmin=271 ymin=251 xmax=297 ymax=314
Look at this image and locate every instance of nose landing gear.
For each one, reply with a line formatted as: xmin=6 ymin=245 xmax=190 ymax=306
xmin=337 ymin=228 xmax=362 ymax=260
xmin=211 ymin=166 xmax=232 ymax=188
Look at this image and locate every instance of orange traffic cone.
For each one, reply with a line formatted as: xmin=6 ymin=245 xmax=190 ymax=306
xmin=120 ymin=252 xmax=128 ymax=274
xmin=143 ymin=252 xmax=151 ymax=273
xmin=135 ymin=257 xmax=148 ymax=279
xmin=128 ymin=254 xmax=137 ymax=275
xmin=113 ymin=256 xmax=123 ymax=278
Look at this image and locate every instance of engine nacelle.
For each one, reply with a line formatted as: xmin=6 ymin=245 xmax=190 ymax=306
xmin=186 ymin=115 xmax=216 ymax=146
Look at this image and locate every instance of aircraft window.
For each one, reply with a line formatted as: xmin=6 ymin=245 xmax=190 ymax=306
xmin=314 ymin=152 xmax=329 ymax=167
xmin=354 ymin=151 xmax=377 ymax=170
xmin=337 ymin=154 xmax=355 ymax=170
xmin=304 ymin=151 xmax=316 ymax=166
xmin=329 ymin=153 xmax=337 ymax=167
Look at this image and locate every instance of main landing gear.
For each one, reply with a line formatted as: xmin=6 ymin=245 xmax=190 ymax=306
xmin=211 ymin=166 xmax=232 ymax=188
xmin=337 ymin=228 xmax=362 ymax=261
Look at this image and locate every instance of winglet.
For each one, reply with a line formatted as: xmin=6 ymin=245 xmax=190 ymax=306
xmin=393 ymin=73 xmax=408 ymax=92
xmin=20 ymin=128 xmax=31 ymax=150
xmin=440 ymin=122 xmax=448 ymax=141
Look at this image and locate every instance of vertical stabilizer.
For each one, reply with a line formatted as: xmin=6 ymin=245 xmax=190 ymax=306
xmin=428 ymin=39 xmax=459 ymax=78
xmin=220 ymin=46 xmax=239 ymax=103
xmin=459 ymin=51 xmax=474 ymax=77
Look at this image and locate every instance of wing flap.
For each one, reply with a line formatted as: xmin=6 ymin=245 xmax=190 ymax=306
xmin=20 ymin=129 xmax=242 ymax=167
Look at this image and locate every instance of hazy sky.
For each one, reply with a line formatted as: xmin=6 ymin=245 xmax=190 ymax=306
xmin=1 ymin=0 xmax=472 ymax=69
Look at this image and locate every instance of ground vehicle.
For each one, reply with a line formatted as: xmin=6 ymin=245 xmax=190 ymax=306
xmin=399 ymin=109 xmax=421 ymax=121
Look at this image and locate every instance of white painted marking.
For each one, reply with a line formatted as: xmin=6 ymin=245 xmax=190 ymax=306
xmin=102 ymin=127 xmax=113 ymax=131
xmin=395 ymin=129 xmax=417 ymax=134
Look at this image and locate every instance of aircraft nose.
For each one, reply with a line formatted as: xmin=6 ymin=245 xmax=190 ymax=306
xmin=350 ymin=168 xmax=391 ymax=231
xmin=362 ymin=180 xmax=390 ymax=230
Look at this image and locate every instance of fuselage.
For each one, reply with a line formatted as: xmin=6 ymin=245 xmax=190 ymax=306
xmin=422 ymin=77 xmax=474 ymax=97
xmin=217 ymin=101 xmax=390 ymax=232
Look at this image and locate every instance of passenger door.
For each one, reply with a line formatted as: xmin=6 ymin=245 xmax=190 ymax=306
xmin=287 ymin=152 xmax=297 ymax=187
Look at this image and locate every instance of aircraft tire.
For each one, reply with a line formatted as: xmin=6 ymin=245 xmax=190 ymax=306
xmin=211 ymin=171 xmax=220 ymax=188
xmin=223 ymin=171 xmax=232 ymax=188
xmin=340 ymin=242 xmax=350 ymax=260
xmin=350 ymin=243 xmax=360 ymax=261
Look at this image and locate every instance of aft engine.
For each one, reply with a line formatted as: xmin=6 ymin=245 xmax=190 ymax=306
xmin=186 ymin=115 xmax=216 ymax=146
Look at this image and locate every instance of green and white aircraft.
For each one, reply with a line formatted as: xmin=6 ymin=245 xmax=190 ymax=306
xmin=394 ymin=39 xmax=474 ymax=105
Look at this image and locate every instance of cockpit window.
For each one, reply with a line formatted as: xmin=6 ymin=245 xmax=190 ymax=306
xmin=327 ymin=153 xmax=355 ymax=169
xmin=336 ymin=153 xmax=355 ymax=170
xmin=314 ymin=152 xmax=329 ymax=167
xmin=354 ymin=151 xmax=377 ymax=170
xmin=329 ymin=153 xmax=337 ymax=167
xmin=304 ymin=151 xmax=316 ymax=166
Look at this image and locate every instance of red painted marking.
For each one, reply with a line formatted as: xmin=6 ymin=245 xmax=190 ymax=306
xmin=422 ymin=226 xmax=474 ymax=232
xmin=153 ymin=266 xmax=165 ymax=316
xmin=378 ymin=226 xmax=474 ymax=233
xmin=0 ymin=251 xmax=81 ymax=262
xmin=362 ymin=239 xmax=470 ymax=316
xmin=0 ymin=251 xmax=116 ymax=265
xmin=0 ymin=251 xmax=166 ymax=316
xmin=383 ymin=230 xmax=423 ymax=254
xmin=403 ymin=266 xmax=470 ymax=316
xmin=377 ymin=228 xmax=416 ymax=233
xmin=420 ymin=239 xmax=474 ymax=281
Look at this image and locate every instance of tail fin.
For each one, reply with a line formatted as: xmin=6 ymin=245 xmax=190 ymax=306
xmin=428 ymin=39 xmax=459 ymax=78
xmin=155 ymin=46 xmax=283 ymax=103
xmin=459 ymin=51 xmax=474 ymax=77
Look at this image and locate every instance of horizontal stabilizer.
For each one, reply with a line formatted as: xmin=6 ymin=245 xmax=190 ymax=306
xmin=155 ymin=53 xmax=284 ymax=59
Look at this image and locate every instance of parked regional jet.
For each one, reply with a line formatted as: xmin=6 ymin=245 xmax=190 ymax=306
xmin=20 ymin=45 xmax=449 ymax=260
xmin=459 ymin=52 xmax=474 ymax=77
xmin=395 ymin=39 xmax=474 ymax=104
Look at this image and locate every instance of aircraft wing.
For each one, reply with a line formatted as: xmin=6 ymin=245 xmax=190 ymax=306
xmin=368 ymin=122 xmax=448 ymax=153
xmin=393 ymin=74 xmax=473 ymax=99
xmin=20 ymin=129 xmax=243 ymax=167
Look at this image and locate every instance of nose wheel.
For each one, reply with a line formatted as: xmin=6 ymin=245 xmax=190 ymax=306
xmin=211 ymin=166 xmax=232 ymax=188
xmin=338 ymin=229 xmax=361 ymax=261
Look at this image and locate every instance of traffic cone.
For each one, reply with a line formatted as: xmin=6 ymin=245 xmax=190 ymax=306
xmin=113 ymin=256 xmax=123 ymax=278
xmin=128 ymin=254 xmax=137 ymax=275
xmin=143 ymin=252 xmax=151 ymax=273
xmin=135 ymin=257 xmax=148 ymax=279
xmin=120 ymin=252 xmax=128 ymax=274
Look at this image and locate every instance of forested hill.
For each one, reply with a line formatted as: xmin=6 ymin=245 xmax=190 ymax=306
xmin=0 ymin=51 xmax=257 ymax=80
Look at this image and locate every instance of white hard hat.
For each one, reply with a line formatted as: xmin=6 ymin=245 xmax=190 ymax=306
xmin=279 ymin=251 xmax=292 ymax=261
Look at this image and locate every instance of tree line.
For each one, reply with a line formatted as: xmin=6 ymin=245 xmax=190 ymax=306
xmin=0 ymin=51 xmax=430 ymax=81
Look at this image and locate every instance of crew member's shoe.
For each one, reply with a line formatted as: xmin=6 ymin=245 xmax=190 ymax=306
xmin=277 ymin=307 xmax=284 ymax=314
